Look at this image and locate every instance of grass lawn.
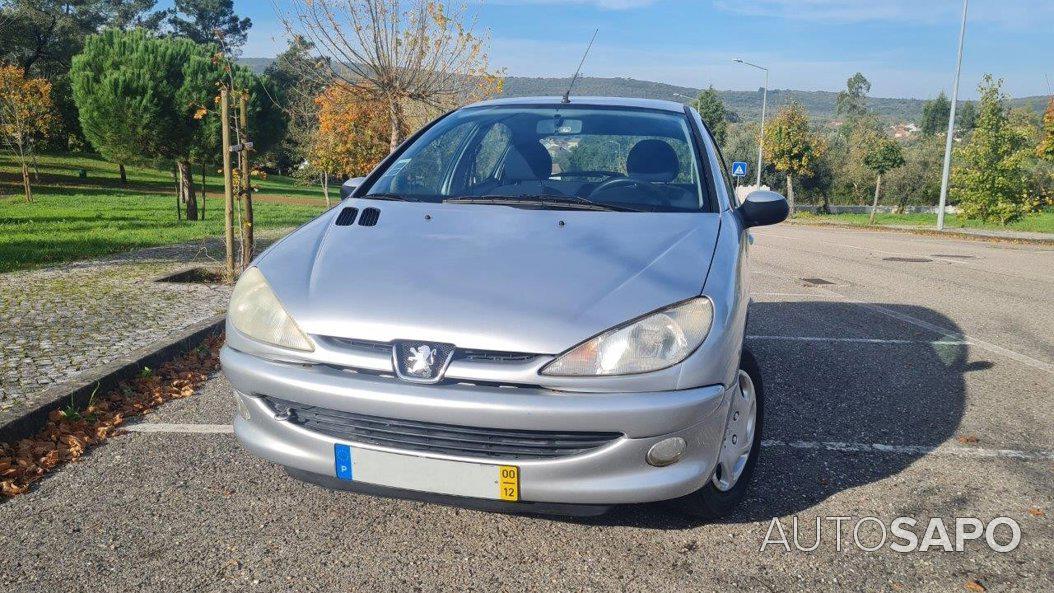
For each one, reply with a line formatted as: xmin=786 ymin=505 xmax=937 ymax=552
xmin=793 ymin=210 xmax=1054 ymax=235
xmin=1 ymin=152 xmax=331 ymax=273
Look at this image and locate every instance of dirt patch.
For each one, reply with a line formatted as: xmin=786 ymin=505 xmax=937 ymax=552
xmin=155 ymin=267 xmax=226 ymax=284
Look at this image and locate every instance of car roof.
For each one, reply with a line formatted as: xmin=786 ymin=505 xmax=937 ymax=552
xmin=465 ymin=96 xmax=689 ymax=113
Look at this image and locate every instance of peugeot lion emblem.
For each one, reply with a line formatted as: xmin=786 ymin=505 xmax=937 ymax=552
xmin=393 ymin=341 xmax=455 ymax=384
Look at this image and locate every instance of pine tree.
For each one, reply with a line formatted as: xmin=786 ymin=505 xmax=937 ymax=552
xmin=920 ymin=92 xmax=951 ymax=136
xmin=168 ymin=0 xmax=251 ymax=49
xmin=692 ymin=87 xmax=731 ymax=145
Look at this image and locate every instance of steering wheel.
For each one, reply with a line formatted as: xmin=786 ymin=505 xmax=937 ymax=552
xmin=588 ymin=176 xmax=671 ymax=207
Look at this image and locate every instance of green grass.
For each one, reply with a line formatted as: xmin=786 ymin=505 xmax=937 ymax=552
xmin=792 ymin=210 xmax=1054 ymax=235
xmin=1 ymin=152 xmax=331 ymax=273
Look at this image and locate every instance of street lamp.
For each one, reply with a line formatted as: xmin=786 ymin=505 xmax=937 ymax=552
xmin=937 ymin=0 xmax=969 ymax=231
xmin=734 ymin=59 xmax=768 ymax=188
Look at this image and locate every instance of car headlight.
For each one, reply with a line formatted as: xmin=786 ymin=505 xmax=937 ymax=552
xmin=228 ymin=267 xmax=314 ymax=351
xmin=541 ymin=297 xmax=713 ymax=377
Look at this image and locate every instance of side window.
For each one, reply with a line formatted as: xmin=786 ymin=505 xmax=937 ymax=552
xmin=386 ymin=122 xmax=474 ymax=195
xmin=470 ymin=123 xmax=512 ymax=185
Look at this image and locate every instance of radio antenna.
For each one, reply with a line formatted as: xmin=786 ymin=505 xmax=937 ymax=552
xmin=562 ymin=29 xmax=598 ymax=104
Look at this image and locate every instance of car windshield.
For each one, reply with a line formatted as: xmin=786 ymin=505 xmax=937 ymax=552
xmin=363 ymin=105 xmax=710 ymax=212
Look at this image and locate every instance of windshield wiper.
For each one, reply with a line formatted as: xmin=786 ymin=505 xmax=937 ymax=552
xmin=361 ymin=193 xmax=419 ymax=202
xmin=443 ymin=195 xmax=640 ymax=212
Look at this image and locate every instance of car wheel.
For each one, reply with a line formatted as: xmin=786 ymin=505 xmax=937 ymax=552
xmin=668 ymin=348 xmax=764 ymax=520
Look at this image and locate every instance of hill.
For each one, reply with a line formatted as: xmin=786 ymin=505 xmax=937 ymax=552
xmin=239 ymin=58 xmax=1048 ymax=124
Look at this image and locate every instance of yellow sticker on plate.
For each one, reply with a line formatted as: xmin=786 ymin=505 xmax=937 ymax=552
xmin=498 ymin=465 xmax=519 ymax=501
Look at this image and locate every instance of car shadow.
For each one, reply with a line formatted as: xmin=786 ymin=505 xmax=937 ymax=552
xmin=567 ymin=300 xmax=971 ymax=529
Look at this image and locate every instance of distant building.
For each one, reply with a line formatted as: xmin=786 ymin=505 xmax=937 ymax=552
xmin=890 ymin=123 xmax=919 ymax=139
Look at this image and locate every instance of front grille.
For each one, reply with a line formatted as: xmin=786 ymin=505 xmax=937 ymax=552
xmin=324 ymin=337 xmax=540 ymax=364
xmin=262 ymin=396 xmax=622 ymax=460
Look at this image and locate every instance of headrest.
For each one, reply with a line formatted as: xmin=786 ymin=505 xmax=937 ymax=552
xmin=626 ymin=139 xmax=680 ymax=183
xmin=503 ymin=141 xmax=553 ymax=181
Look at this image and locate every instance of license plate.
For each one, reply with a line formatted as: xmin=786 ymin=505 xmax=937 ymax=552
xmin=334 ymin=443 xmax=519 ymax=502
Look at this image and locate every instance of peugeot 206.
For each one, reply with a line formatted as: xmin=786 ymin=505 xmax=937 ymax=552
xmin=221 ymin=96 xmax=789 ymax=518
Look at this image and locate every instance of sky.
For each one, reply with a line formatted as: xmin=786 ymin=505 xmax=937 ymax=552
xmin=235 ymin=0 xmax=1054 ymax=100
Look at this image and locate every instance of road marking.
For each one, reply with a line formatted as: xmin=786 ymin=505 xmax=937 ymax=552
xmin=812 ymin=286 xmax=1054 ymax=374
xmin=124 ymin=423 xmax=234 ymax=434
xmin=761 ymin=439 xmax=1054 ymax=461
xmin=751 ymin=292 xmax=844 ymax=298
xmin=123 ymin=423 xmax=1054 ymax=462
xmin=747 ymin=335 xmax=967 ymax=345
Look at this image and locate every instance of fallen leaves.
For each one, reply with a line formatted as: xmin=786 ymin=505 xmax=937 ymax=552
xmin=1027 ymin=507 xmax=1045 ymax=517
xmin=0 ymin=335 xmax=222 ymax=498
xmin=964 ymin=579 xmax=987 ymax=592
xmin=956 ymin=435 xmax=980 ymax=445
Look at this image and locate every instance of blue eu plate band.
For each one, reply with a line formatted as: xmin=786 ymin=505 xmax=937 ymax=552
xmin=334 ymin=443 xmax=353 ymax=480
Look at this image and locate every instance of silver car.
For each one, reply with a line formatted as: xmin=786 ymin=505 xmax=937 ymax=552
xmin=222 ymin=96 xmax=789 ymax=518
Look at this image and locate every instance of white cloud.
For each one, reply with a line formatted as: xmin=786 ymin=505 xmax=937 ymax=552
xmin=488 ymin=0 xmax=658 ymax=10
xmin=713 ymin=0 xmax=1054 ymax=26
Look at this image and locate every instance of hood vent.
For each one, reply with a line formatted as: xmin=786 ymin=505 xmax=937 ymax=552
xmin=358 ymin=207 xmax=380 ymax=226
xmin=334 ymin=207 xmax=359 ymax=226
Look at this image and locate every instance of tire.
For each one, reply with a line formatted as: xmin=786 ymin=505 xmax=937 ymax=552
xmin=668 ymin=348 xmax=764 ymax=520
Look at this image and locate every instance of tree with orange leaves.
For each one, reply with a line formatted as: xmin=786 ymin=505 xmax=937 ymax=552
xmin=309 ymin=82 xmax=407 ymax=206
xmin=0 ymin=65 xmax=56 ymax=202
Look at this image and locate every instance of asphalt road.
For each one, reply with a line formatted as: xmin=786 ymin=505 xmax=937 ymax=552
xmin=2 ymin=225 xmax=1052 ymax=592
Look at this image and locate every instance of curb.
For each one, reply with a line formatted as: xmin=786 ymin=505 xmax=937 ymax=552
xmin=0 ymin=315 xmax=227 ymax=444
xmin=786 ymin=220 xmax=1054 ymax=246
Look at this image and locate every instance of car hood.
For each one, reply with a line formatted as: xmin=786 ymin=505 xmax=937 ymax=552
xmin=256 ymin=200 xmax=722 ymax=354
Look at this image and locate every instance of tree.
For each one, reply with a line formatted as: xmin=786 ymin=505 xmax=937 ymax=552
xmin=763 ymin=102 xmax=827 ymax=214
xmin=1 ymin=1 xmax=165 ymax=142
xmin=920 ymin=92 xmax=951 ymax=136
xmin=0 ymin=64 xmax=56 ymax=201
xmin=309 ymin=81 xmax=406 ymax=206
xmin=863 ymin=134 xmax=905 ymax=224
xmin=836 ymin=72 xmax=871 ymax=120
xmin=957 ymin=100 xmax=978 ymax=134
xmin=692 ymin=86 xmax=730 ymax=145
xmin=167 ymin=0 xmax=251 ymax=49
xmin=71 ymin=29 xmax=224 ymax=219
xmin=109 ymin=0 xmax=166 ymax=30
xmin=281 ymin=0 xmax=504 ymax=151
xmin=264 ymin=35 xmax=328 ymax=173
xmin=951 ymin=75 xmax=1036 ymax=225
xmin=1038 ymin=98 xmax=1054 ymax=162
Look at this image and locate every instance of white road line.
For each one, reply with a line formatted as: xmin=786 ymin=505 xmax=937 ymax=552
xmin=750 ymin=292 xmax=844 ymax=298
xmin=761 ymin=439 xmax=1054 ymax=461
xmin=122 ymin=423 xmax=1054 ymax=461
xmin=124 ymin=423 xmax=234 ymax=434
xmin=746 ymin=335 xmax=967 ymax=345
xmin=812 ymin=285 xmax=1054 ymax=374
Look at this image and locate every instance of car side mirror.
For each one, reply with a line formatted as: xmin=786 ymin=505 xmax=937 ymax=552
xmin=737 ymin=190 xmax=789 ymax=228
xmin=340 ymin=177 xmax=367 ymax=200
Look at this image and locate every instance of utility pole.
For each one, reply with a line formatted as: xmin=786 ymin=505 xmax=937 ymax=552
xmin=221 ymin=88 xmax=236 ymax=281
xmin=238 ymin=93 xmax=254 ymax=270
xmin=735 ymin=59 xmax=769 ymax=188
xmin=937 ymin=0 xmax=969 ymax=231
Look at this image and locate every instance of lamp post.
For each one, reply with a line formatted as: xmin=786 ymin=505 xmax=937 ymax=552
xmin=735 ymin=59 xmax=768 ymax=188
xmin=937 ymin=0 xmax=969 ymax=231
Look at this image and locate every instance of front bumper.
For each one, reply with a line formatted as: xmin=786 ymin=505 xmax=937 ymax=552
xmin=222 ymin=346 xmax=732 ymax=505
